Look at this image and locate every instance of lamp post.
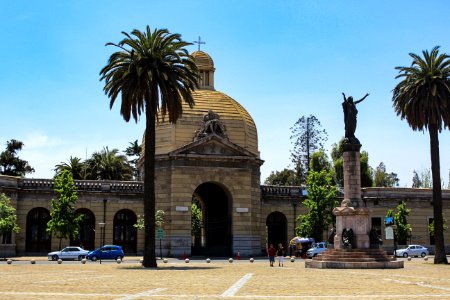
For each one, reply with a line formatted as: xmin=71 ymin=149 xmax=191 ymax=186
xmin=98 ymin=222 xmax=105 ymax=264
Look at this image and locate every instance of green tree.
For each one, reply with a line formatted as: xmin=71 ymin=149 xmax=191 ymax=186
xmin=264 ymin=168 xmax=300 ymax=186
xmin=54 ymin=156 xmax=85 ymax=180
xmin=0 ymin=139 xmax=34 ymax=177
xmin=295 ymin=170 xmax=339 ymax=242
xmin=290 ymin=115 xmax=328 ymax=184
xmin=373 ymin=162 xmax=399 ymax=187
xmin=392 ymin=46 xmax=450 ymax=264
xmin=429 ymin=216 xmax=447 ymax=236
xmin=411 ymin=168 xmax=432 ymax=188
xmin=134 ymin=210 xmax=165 ymax=231
xmin=47 ymin=170 xmax=83 ymax=249
xmin=85 ymin=147 xmax=133 ymax=180
xmin=0 ymin=193 xmax=20 ymax=245
xmin=191 ymin=197 xmax=202 ymax=247
xmin=394 ymin=201 xmax=412 ymax=245
xmin=309 ymin=149 xmax=332 ymax=172
xmin=100 ymin=26 xmax=198 ymax=267
xmin=330 ymin=139 xmax=373 ymax=187
xmin=125 ymin=140 xmax=142 ymax=180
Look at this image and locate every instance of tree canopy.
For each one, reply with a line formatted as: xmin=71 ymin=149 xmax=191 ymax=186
xmin=0 ymin=139 xmax=34 ymax=177
xmin=0 ymin=193 xmax=20 ymax=245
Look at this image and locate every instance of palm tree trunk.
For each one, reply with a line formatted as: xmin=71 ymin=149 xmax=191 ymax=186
xmin=143 ymin=108 xmax=157 ymax=268
xmin=429 ymin=124 xmax=448 ymax=264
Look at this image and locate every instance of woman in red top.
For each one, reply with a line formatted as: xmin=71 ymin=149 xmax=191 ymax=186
xmin=267 ymin=244 xmax=277 ymax=267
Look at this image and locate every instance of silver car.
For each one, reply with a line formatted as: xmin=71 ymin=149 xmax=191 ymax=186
xmin=395 ymin=245 xmax=429 ymax=258
xmin=48 ymin=246 xmax=89 ymax=261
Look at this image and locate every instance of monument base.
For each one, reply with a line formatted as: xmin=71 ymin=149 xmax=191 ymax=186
xmin=333 ymin=206 xmax=370 ymax=249
xmin=305 ymin=248 xmax=404 ymax=269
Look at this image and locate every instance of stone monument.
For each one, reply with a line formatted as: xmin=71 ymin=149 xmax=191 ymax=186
xmin=306 ymin=93 xmax=403 ymax=269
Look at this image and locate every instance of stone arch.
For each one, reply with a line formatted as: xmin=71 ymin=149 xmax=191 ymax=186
xmin=71 ymin=208 xmax=95 ymax=250
xmin=191 ymin=181 xmax=232 ymax=257
xmin=113 ymin=209 xmax=137 ymax=253
xmin=26 ymin=207 xmax=51 ymax=253
xmin=266 ymin=211 xmax=288 ymax=250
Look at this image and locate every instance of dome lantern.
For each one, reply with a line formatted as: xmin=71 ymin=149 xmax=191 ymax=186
xmin=192 ymin=51 xmax=215 ymax=90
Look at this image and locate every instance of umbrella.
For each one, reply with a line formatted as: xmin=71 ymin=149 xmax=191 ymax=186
xmin=290 ymin=237 xmax=314 ymax=245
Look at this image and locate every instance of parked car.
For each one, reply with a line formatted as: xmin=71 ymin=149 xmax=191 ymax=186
xmin=87 ymin=245 xmax=124 ymax=261
xmin=395 ymin=245 xmax=429 ymax=258
xmin=48 ymin=246 xmax=89 ymax=261
xmin=306 ymin=242 xmax=328 ymax=258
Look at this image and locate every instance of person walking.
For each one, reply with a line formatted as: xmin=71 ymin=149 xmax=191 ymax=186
xmin=277 ymin=243 xmax=285 ymax=267
xmin=267 ymin=244 xmax=276 ymax=267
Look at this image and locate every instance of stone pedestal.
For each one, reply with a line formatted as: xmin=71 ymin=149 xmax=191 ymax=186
xmin=333 ymin=206 xmax=370 ymax=249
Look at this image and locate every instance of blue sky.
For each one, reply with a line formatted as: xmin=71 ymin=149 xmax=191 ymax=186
xmin=1 ymin=0 xmax=450 ymax=187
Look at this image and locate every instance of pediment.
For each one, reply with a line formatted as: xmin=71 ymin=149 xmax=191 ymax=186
xmin=169 ymin=134 xmax=256 ymax=158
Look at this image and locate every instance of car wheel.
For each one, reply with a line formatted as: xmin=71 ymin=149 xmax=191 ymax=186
xmin=402 ymin=253 xmax=408 ymax=258
xmin=91 ymin=256 xmax=98 ymax=261
xmin=421 ymin=252 xmax=426 ymax=258
xmin=52 ymin=255 xmax=59 ymax=261
xmin=116 ymin=256 xmax=123 ymax=260
xmin=78 ymin=255 xmax=84 ymax=260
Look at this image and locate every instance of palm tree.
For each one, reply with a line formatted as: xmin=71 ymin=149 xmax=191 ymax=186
xmin=125 ymin=140 xmax=142 ymax=180
xmin=54 ymin=156 xmax=85 ymax=179
xmin=392 ymin=46 xmax=450 ymax=264
xmin=99 ymin=26 xmax=198 ymax=267
xmin=85 ymin=147 xmax=133 ymax=181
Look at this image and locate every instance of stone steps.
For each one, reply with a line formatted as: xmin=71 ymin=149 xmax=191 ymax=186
xmin=306 ymin=248 xmax=404 ymax=269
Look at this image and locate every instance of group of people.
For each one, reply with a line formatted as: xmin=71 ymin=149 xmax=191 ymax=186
xmin=267 ymin=243 xmax=285 ymax=267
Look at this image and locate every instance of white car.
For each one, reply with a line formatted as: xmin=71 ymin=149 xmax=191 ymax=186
xmin=306 ymin=242 xmax=328 ymax=258
xmin=48 ymin=246 xmax=89 ymax=261
xmin=395 ymin=245 xmax=429 ymax=258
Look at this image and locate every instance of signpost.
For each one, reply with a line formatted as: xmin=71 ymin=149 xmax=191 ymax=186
xmin=156 ymin=228 xmax=165 ymax=259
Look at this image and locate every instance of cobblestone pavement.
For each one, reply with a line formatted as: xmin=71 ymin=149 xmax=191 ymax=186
xmin=1 ymin=257 xmax=450 ymax=299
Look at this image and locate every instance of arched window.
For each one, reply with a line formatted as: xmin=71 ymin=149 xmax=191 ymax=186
xmin=26 ymin=207 xmax=51 ymax=253
xmin=71 ymin=208 xmax=95 ymax=250
xmin=113 ymin=209 xmax=137 ymax=253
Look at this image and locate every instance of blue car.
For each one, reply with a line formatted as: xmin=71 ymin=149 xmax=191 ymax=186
xmin=87 ymin=245 xmax=124 ymax=261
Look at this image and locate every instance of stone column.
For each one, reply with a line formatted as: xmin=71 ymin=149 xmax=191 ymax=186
xmin=333 ymin=142 xmax=370 ymax=249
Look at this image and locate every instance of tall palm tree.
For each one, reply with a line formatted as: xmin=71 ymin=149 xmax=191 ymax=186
xmin=393 ymin=46 xmax=450 ymax=264
xmin=100 ymin=26 xmax=198 ymax=267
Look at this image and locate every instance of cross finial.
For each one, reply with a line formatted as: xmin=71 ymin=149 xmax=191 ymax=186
xmin=193 ymin=36 xmax=206 ymax=51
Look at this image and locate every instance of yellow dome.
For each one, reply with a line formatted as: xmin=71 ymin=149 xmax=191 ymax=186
xmin=155 ymin=89 xmax=259 ymax=156
xmin=191 ymin=51 xmax=214 ymax=70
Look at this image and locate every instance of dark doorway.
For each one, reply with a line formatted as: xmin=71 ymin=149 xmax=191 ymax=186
xmin=266 ymin=212 xmax=287 ymax=250
xmin=113 ymin=209 xmax=137 ymax=253
xmin=71 ymin=208 xmax=95 ymax=250
xmin=191 ymin=182 xmax=231 ymax=257
xmin=26 ymin=207 xmax=51 ymax=253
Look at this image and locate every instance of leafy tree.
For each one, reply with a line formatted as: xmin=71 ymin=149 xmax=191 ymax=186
xmin=429 ymin=216 xmax=447 ymax=236
xmin=100 ymin=26 xmax=198 ymax=267
xmin=0 ymin=139 xmax=34 ymax=177
xmin=125 ymin=140 xmax=142 ymax=180
xmin=392 ymin=46 xmax=450 ymax=264
xmin=264 ymin=168 xmax=300 ymax=186
xmin=0 ymin=193 xmax=20 ymax=245
xmin=191 ymin=197 xmax=202 ymax=247
xmin=54 ymin=156 xmax=85 ymax=180
xmin=85 ymin=147 xmax=133 ymax=180
xmin=330 ymin=139 xmax=373 ymax=187
xmin=373 ymin=162 xmax=399 ymax=187
xmin=134 ymin=210 xmax=165 ymax=230
xmin=394 ymin=201 xmax=412 ymax=245
xmin=411 ymin=168 xmax=432 ymax=188
xmin=309 ymin=149 xmax=332 ymax=172
xmin=290 ymin=115 xmax=328 ymax=184
xmin=295 ymin=170 xmax=339 ymax=242
xmin=47 ymin=170 xmax=83 ymax=249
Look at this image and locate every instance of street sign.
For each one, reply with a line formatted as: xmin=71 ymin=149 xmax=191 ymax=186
xmin=156 ymin=228 xmax=165 ymax=239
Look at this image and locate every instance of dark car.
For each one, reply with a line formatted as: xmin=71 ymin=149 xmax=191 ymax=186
xmin=87 ymin=245 xmax=124 ymax=261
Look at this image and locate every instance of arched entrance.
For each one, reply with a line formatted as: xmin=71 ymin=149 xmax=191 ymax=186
xmin=266 ymin=212 xmax=287 ymax=250
xmin=191 ymin=182 xmax=231 ymax=257
xmin=26 ymin=207 xmax=51 ymax=253
xmin=113 ymin=209 xmax=137 ymax=253
xmin=71 ymin=208 xmax=95 ymax=250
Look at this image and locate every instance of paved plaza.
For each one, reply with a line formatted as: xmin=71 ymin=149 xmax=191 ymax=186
xmin=1 ymin=257 xmax=450 ymax=299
